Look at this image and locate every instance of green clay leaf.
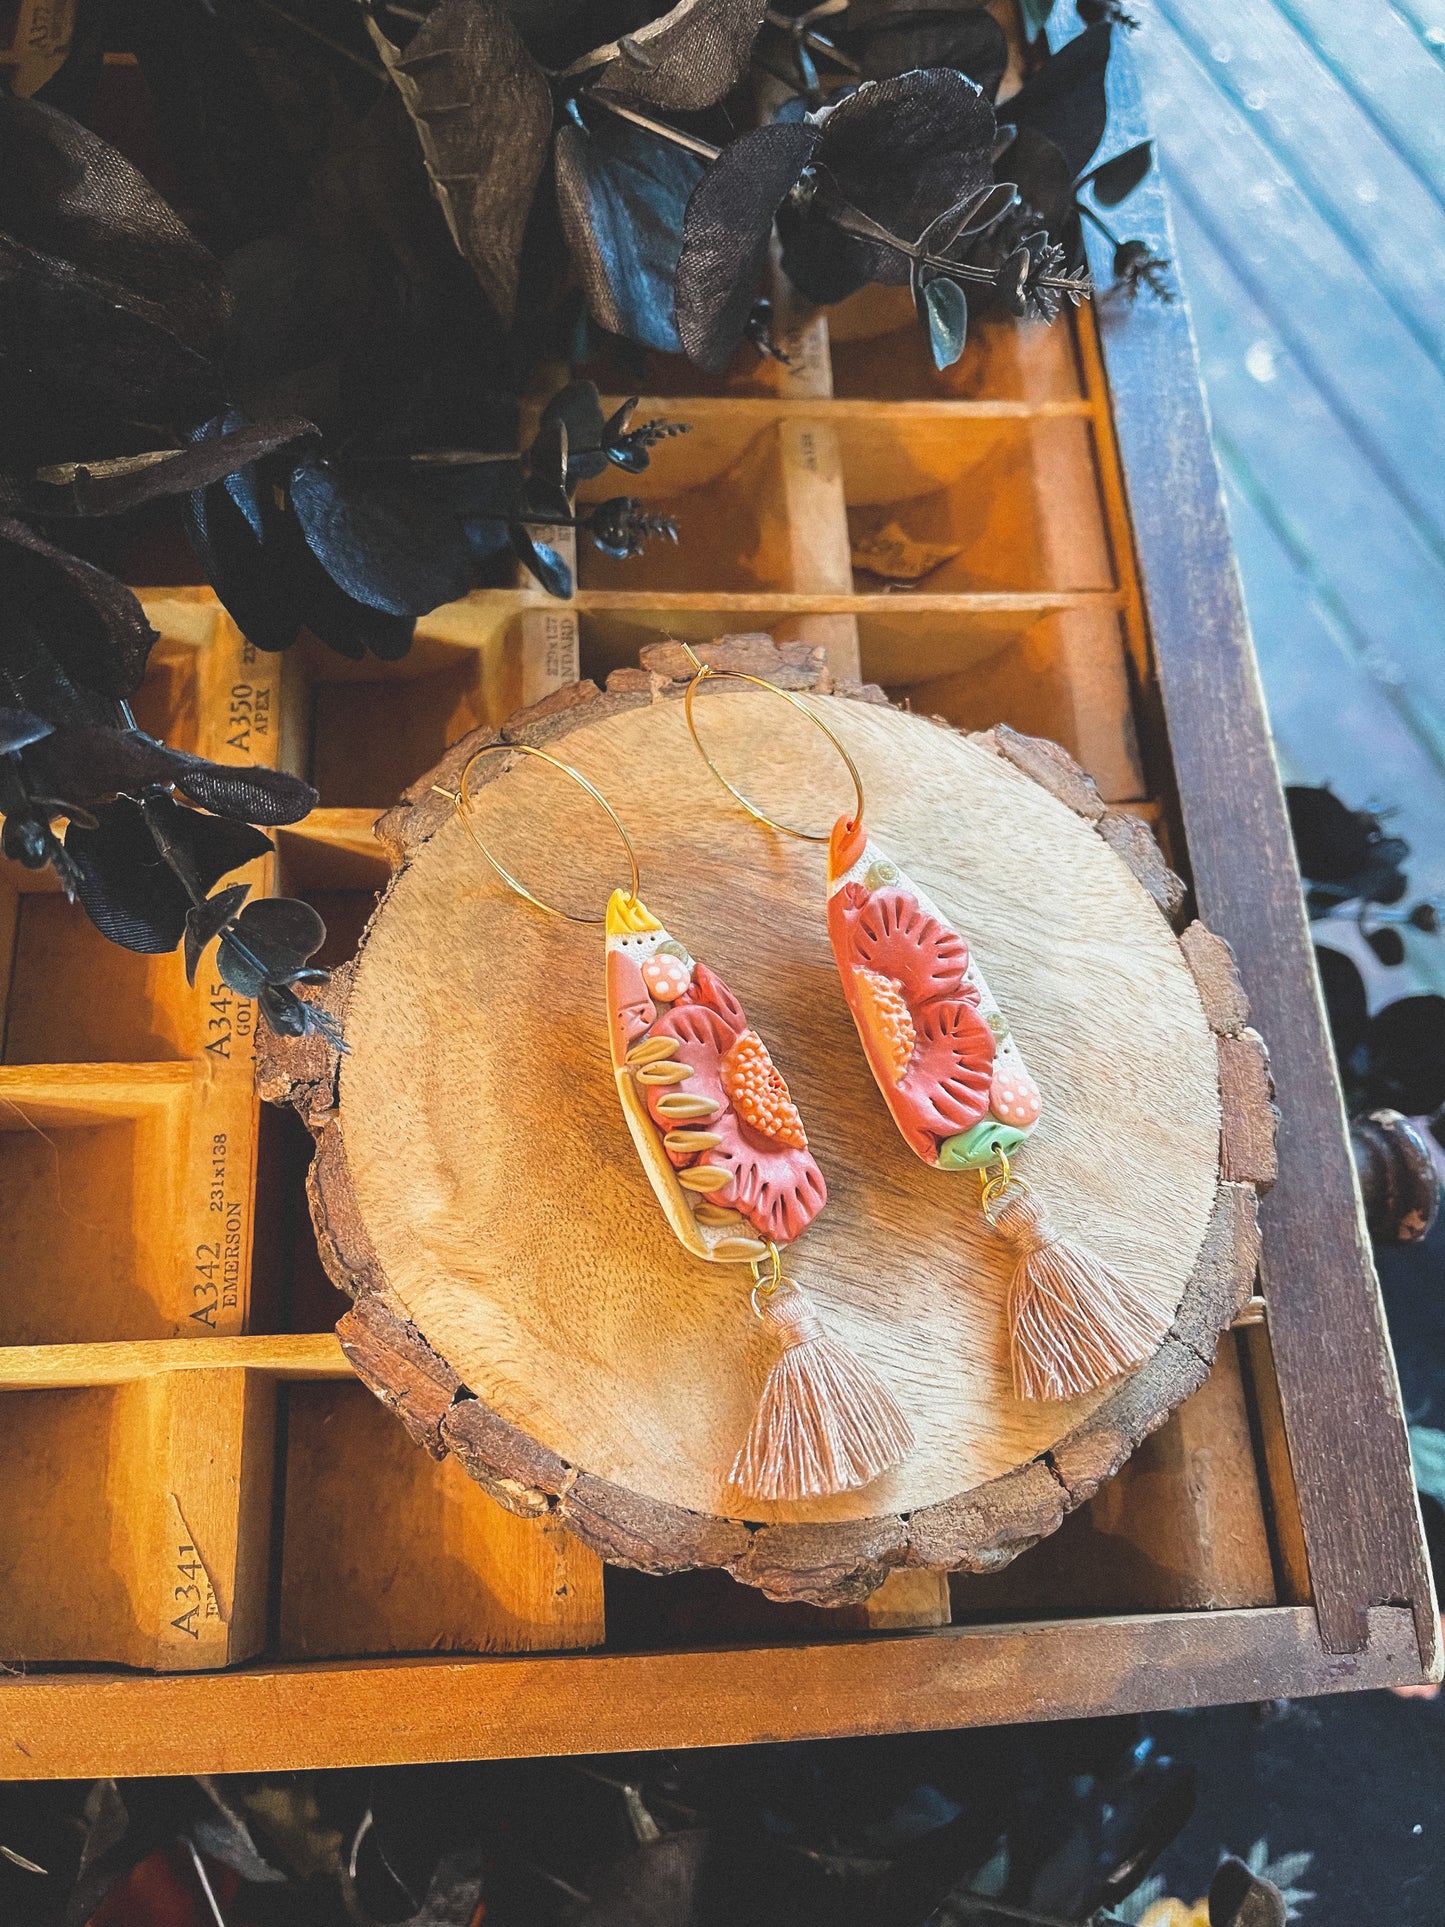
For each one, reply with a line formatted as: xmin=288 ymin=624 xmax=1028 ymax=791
xmin=939 ymin=1120 xmax=1030 ymax=1170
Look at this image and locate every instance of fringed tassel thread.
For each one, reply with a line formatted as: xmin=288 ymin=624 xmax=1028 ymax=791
xmin=989 ymin=1188 xmax=1169 ymax=1402
xmin=730 ymin=1284 xmax=915 ymax=1501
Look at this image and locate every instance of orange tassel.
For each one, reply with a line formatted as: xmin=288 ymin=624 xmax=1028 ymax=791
xmin=989 ymin=1187 xmax=1168 ymax=1402
xmin=730 ymin=1284 xmax=915 ymax=1501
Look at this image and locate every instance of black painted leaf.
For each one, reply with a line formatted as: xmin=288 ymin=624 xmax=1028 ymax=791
xmin=554 ymin=107 xmax=703 ymax=356
xmin=994 ymin=124 xmax=1075 ymax=234
xmin=1286 ymin=784 xmax=1375 ymax=883
xmin=289 ymin=460 xmax=472 ymax=619
xmin=582 ymin=0 xmax=770 ymax=111
xmin=216 ymin=933 xmax=269 ymax=999
xmin=1363 ymin=996 xmax=1445 ymax=1116
xmin=1082 ymin=138 xmax=1153 ymax=206
xmin=522 ymin=419 xmax=573 ymax=523
xmin=184 ymin=883 xmax=251 ymax=986
xmin=65 ymin=797 xmax=195 ymax=952
xmin=542 ymin=380 xmax=609 ymax=482
xmin=1209 ymin=1856 xmax=1286 ymax=1927
xmin=184 ymin=441 xmax=415 ymax=664
xmin=995 ymin=19 xmax=1112 ymax=179
xmin=1367 ymin=926 xmax=1407 ymax=967
xmin=0 ymin=708 xmax=52 ymax=756
xmin=1315 ymin=943 xmax=1368 ymax=1064
xmin=923 ymin=275 xmax=968 ymax=368
xmin=781 ymin=70 xmax=996 ymax=301
xmin=0 ymin=234 xmax=223 ymax=473
xmin=141 ymin=791 xmax=273 ymax=902
xmin=676 ymin=119 xmax=821 ymax=370
xmin=0 ymin=517 xmax=158 ymax=699
xmin=28 ymin=724 xmax=316 ymax=824
xmin=996 ymin=244 xmax=1032 ymax=315
xmin=366 ymin=0 xmax=553 ymax=325
xmin=0 ymin=90 xmax=230 ymax=353
xmin=232 ymin=895 xmax=327 ymax=978
xmin=838 ymin=4 xmax=1010 ymax=98
xmin=510 ymin=524 xmax=573 ymax=597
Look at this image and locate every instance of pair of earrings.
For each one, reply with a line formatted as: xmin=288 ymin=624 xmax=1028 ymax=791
xmin=447 ymin=654 xmax=1168 ymax=1506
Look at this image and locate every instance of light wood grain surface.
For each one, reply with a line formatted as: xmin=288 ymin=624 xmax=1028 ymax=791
xmin=337 ymin=693 xmax=1221 ymax=1524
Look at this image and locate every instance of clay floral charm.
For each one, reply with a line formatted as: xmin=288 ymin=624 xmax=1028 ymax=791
xmin=605 ymin=888 xmax=913 ymax=1498
xmin=826 ymin=816 xmax=1169 ymax=1402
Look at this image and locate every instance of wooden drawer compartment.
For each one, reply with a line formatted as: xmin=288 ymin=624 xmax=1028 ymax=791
xmin=0 ymin=12 xmax=1434 ymax=1778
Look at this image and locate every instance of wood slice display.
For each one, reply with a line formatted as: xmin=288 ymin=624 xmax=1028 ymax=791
xmin=263 ymin=645 xmax=1272 ymax=1605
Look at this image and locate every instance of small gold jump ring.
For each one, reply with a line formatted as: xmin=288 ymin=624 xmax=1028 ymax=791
xmin=435 ymin=742 xmax=641 ymax=924
xmin=748 ymin=1241 xmax=785 ymax=1313
xmin=681 ymin=642 xmax=867 ymax=842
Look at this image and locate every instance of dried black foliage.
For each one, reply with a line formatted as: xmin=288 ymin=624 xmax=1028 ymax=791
xmin=366 ymin=0 xmax=766 ymax=333
xmin=0 ymin=0 xmax=1129 ymax=1004
xmin=1289 ymin=786 xmax=1445 ymax=1120
xmin=0 ymin=1718 xmax=1213 ymax=1924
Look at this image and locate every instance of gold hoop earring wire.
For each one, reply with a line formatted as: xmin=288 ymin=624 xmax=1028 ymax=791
xmin=432 ymin=742 xmax=640 ymax=924
xmin=680 ymin=643 xmax=866 ymax=841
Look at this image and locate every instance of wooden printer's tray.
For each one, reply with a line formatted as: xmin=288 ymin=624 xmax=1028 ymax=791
xmin=0 ymin=20 xmax=1435 ymax=1777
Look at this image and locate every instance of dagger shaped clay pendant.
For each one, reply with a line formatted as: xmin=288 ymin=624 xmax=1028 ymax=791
xmin=825 ymin=816 xmax=1168 ymax=1402
xmin=605 ymin=888 xmax=913 ymax=1499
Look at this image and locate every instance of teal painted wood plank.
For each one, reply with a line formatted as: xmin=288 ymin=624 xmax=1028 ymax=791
xmin=1129 ymin=15 xmax=1445 ymax=563
xmin=1144 ymin=0 xmax=1445 ymax=373
xmin=1262 ymin=0 xmax=1445 ymax=200
xmin=1220 ymin=468 xmax=1445 ymax=994
xmin=1165 ymin=189 xmax=1445 ymax=768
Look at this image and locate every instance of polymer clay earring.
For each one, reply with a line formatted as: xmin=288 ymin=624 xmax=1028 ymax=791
xmin=683 ymin=654 xmax=1169 ymax=1402
xmin=440 ymin=742 xmax=912 ymax=1501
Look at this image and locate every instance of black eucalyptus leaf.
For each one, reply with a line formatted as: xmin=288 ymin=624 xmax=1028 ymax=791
xmin=676 ymin=118 xmax=822 ymax=369
xmin=215 ymin=932 xmax=271 ymax=999
xmin=576 ymin=0 xmax=771 ymax=111
xmin=140 ymin=791 xmax=274 ymax=905
xmin=288 ymin=458 xmax=473 ymax=617
xmin=184 ymin=883 xmax=252 ymax=987
xmin=64 ymin=797 xmax=198 ymax=953
xmin=1361 ymin=996 xmax=1445 ymax=1116
xmin=1081 ymin=138 xmax=1153 ymax=207
xmin=28 ymin=724 xmax=317 ymax=824
xmin=363 ymin=0 xmax=554 ymax=326
xmin=0 ymin=708 xmax=54 ymax=756
xmin=522 ymin=418 xmax=573 ymax=523
xmin=509 ymin=524 xmax=574 ymax=596
xmin=779 ymin=70 xmax=996 ymax=305
xmin=992 ymin=124 xmax=1075 ymax=235
xmin=0 ymin=517 xmax=158 ymax=699
xmin=0 ymin=234 xmax=223 ymax=474
xmin=923 ymin=274 xmax=968 ymax=368
xmin=231 ymin=894 xmax=328 ymax=979
xmin=184 ymin=437 xmax=415 ymax=662
xmin=1316 ymin=943 xmax=1369 ymax=1065
xmin=1366 ymin=925 xmax=1407 ymax=968
xmin=554 ymin=105 xmax=703 ymax=354
xmin=835 ymin=2 xmax=1009 ymax=99
xmin=995 ymin=19 xmax=1112 ymax=181
xmin=0 ymin=90 xmax=230 ymax=354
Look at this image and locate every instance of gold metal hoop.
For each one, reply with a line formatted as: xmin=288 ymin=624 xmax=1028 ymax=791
xmin=432 ymin=743 xmax=640 ymax=924
xmin=681 ymin=643 xmax=866 ymax=842
xmin=749 ymin=1241 xmax=786 ymax=1314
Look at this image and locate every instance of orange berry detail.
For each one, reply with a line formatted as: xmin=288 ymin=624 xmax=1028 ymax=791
xmin=855 ymin=969 xmax=916 ymax=1084
xmin=720 ymin=1030 xmax=808 ymax=1150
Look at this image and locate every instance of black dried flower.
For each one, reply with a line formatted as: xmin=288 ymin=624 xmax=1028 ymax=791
xmin=1111 ymin=237 xmax=1176 ymax=302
